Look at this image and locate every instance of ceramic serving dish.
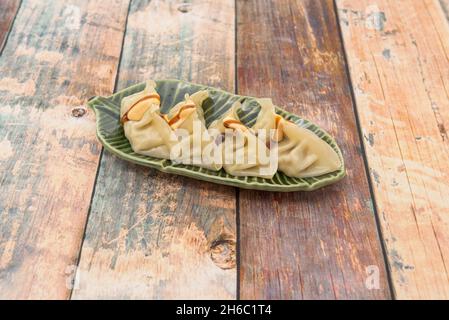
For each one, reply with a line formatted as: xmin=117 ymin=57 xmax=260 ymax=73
xmin=89 ymin=80 xmax=345 ymax=191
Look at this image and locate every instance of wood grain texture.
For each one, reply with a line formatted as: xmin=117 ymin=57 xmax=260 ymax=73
xmin=337 ymin=0 xmax=449 ymax=299
xmin=0 ymin=0 xmax=20 ymax=51
xmin=440 ymin=0 xmax=449 ymax=22
xmin=237 ymin=0 xmax=391 ymax=299
xmin=72 ymin=0 xmax=236 ymax=299
xmin=0 ymin=0 xmax=129 ymax=299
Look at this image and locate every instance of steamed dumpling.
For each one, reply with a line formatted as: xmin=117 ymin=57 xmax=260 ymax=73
xmin=209 ymin=102 xmax=277 ymax=179
xmin=121 ymin=81 xmax=175 ymax=159
xmin=164 ymin=91 xmax=209 ymax=131
xmin=252 ymin=98 xmax=278 ymax=145
xmin=120 ymin=80 xmax=160 ymax=123
xmin=276 ymin=119 xmax=341 ymax=177
xmin=164 ymin=91 xmax=222 ymax=171
xmin=252 ymin=99 xmax=342 ymax=178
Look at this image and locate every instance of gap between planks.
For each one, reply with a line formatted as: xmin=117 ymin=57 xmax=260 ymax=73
xmin=332 ymin=0 xmax=396 ymax=299
xmin=0 ymin=0 xmax=131 ymax=299
xmin=68 ymin=0 xmax=133 ymax=301
xmin=236 ymin=0 xmax=391 ymax=299
xmin=0 ymin=0 xmax=21 ymax=54
xmin=71 ymin=0 xmax=237 ymax=300
xmin=336 ymin=0 xmax=449 ymax=299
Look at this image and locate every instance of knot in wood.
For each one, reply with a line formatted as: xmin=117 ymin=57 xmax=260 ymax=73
xmin=210 ymin=238 xmax=236 ymax=270
xmin=71 ymin=107 xmax=87 ymax=117
xmin=177 ymin=3 xmax=191 ymax=13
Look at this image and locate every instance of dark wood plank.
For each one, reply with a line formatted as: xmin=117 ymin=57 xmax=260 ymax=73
xmin=0 ymin=0 xmax=129 ymax=299
xmin=237 ymin=0 xmax=391 ymax=299
xmin=337 ymin=0 xmax=449 ymax=299
xmin=72 ymin=0 xmax=236 ymax=299
xmin=0 ymin=0 xmax=20 ymax=51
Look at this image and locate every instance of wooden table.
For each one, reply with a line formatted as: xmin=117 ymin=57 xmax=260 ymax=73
xmin=0 ymin=0 xmax=448 ymax=300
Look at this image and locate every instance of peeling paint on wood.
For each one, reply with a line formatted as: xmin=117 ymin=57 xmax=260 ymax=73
xmin=337 ymin=0 xmax=449 ymax=299
xmin=1 ymin=0 xmax=446 ymax=300
xmin=0 ymin=136 xmax=14 ymax=160
xmin=72 ymin=0 xmax=236 ymax=300
xmin=0 ymin=0 xmax=130 ymax=299
xmin=237 ymin=0 xmax=390 ymax=299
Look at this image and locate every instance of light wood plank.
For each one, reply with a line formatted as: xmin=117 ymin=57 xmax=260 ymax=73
xmin=336 ymin=0 xmax=449 ymax=299
xmin=0 ymin=0 xmax=129 ymax=299
xmin=0 ymin=0 xmax=20 ymax=52
xmin=72 ymin=0 xmax=236 ymax=299
xmin=237 ymin=0 xmax=391 ymax=299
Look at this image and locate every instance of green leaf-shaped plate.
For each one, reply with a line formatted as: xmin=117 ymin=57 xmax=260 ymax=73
xmin=89 ymin=80 xmax=345 ymax=191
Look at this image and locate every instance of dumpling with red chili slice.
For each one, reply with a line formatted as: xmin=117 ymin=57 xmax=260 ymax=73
xmin=208 ymin=101 xmax=277 ymax=179
xmin=120 ymin=80 xmax=175 ymax=159
xmin=163 ymin=91 xmax=223 ymax=171
xmin=252 ymin=99 xmax=342 ymax=178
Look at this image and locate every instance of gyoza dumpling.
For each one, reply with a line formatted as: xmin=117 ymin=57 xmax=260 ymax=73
xmin=276 ymin=119 xmax=342 ymax=177
xmin=164 ymin=91 xmax=222 ymax=171
xmin=252 ymin=99 xmax=342 ymax=178
xmin=121 ymin=80 xmax=174 ymax=159
xmin=209 ymin=102 xmax=277 ymax=179
xmin=120 ymin=80 xmax=160 ymax=123
xmin=252 ymin=98 xmax=278 ymax=145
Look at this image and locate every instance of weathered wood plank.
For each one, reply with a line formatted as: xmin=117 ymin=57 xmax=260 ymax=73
xmin=336 ymin=0 xmax=449 ymax=299
xmin=237 ymin=0 xmax=391 ymax=299
xmin=0 ymin=0 xmax=129 ymax=299
xmin=72 ymin=0 xmax=236 ymax=299
xmin=0 ymin=0 xmax=20 ymax=52
xmin=440 ymin=0 xmax=449 ymax=22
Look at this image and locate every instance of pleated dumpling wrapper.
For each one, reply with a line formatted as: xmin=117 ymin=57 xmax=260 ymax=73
xmin=163 ymin=91 xmax=222 ymax=171
xmin=252 ymin=99 xmax=342 ymax=178
xmin=120 ymin=80 xmax=174 ymax=159
xmin=209 ymin=101 xmax=277 ymax=179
